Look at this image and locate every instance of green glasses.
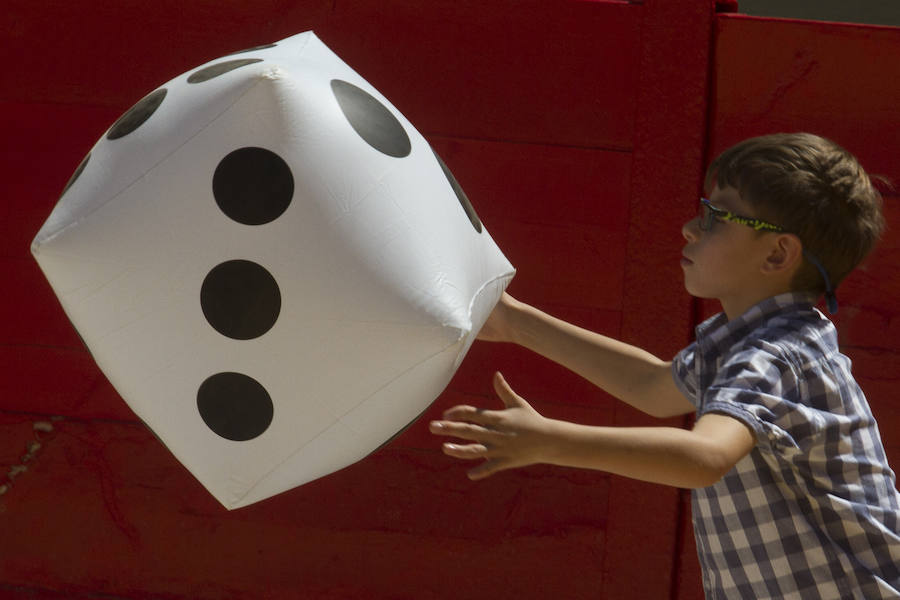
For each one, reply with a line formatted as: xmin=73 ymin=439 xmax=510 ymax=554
xmin=699 ymin=198 xmax=784 ymax=233
xmin=696 ymin=198 xmax=839 ymax=314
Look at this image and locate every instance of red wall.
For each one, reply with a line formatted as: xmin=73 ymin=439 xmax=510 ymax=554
xmin=1 ymin=2 xmax=897 ymax=599
xmin=674 ymin=15 xmax=900 ymax=596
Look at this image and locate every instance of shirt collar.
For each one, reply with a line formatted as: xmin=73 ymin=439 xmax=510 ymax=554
xmin=695 ymin=291 xmax=819 ymax=356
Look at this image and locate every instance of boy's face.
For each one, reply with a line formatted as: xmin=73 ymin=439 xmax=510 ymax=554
xmin=680 ymin=185 xmax=786 ymax=318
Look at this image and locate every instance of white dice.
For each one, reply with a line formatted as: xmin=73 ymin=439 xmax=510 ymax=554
xmin=31 ymin=31 xmax=514 ymax=509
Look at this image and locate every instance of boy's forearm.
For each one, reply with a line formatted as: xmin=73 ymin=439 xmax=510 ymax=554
xmin=504 ymin=299 xmax=690 ymax=417
xmin=432 ymin=375 xmax=755 ymax=485
xmin=544 ymin=420 xmax=731 ymax=489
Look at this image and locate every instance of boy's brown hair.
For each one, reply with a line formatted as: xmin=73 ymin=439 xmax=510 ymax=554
xmin=706 ymin=132 xmax=885 ymax=295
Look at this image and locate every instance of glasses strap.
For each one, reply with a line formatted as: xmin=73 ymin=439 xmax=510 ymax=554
xmin=803 ymin=250 xmax=838 ymax=314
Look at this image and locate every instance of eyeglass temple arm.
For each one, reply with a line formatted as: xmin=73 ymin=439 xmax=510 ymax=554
xmin=802 ymin=250 xmax=838 ymax=314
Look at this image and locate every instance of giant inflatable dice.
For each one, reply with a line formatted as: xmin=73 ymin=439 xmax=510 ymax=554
xmin=31 ymin=31 xmax=514 ymax=509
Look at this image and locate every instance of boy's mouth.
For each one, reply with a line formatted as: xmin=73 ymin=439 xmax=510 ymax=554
xmin=680 ymin=254 xmax=693 ymax=267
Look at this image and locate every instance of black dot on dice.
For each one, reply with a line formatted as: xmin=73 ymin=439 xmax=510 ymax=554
xmin=212 ymin=147 xmax=294 ymax=226
xmin=107 ymin=88 xmax=167 ymax=140
xmin=331 ymin=79 xmax=411 ymax=158
xmin=197 ymin=372 xmax=274 ymax=441
xmin=227 ymin=44 xmax=277 ymax=56
xmin=432 ymin=148 xmax=483 ymax=233
xmin=201 ymin=260 xmax=281 ymax=340
xmin=187 ymin=58 xmax=264 ymax=84
xmin=61 ymin=152 xmax=91 ymax=197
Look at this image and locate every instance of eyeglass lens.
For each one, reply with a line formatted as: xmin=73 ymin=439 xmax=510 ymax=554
xmin=699 ymin=203 xmax=713 ymax=231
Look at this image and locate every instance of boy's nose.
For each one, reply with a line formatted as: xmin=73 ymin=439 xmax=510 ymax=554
xmin=682 ymin=217 xmax=700 ymax=242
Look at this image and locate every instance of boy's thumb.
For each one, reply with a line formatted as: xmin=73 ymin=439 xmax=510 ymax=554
xmin=493 ymin=371 xmax=525 ymax=409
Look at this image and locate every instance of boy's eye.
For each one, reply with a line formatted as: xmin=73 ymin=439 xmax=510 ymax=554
xmin=698 ymin=202 xmax=729 ymax=231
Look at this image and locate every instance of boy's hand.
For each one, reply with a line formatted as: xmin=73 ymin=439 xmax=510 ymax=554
xmin=476 ymin=292 xmax=518 ymax=343
xmin=429 ymin=372 xmax=554 ymax=480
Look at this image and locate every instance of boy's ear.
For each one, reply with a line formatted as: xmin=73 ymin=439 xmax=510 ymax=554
xmin=761 ymin=234 xmax=804 ymax=275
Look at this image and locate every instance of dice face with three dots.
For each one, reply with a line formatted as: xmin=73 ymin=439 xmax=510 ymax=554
xmin=32 ymin=31 xmax=514 ymax=509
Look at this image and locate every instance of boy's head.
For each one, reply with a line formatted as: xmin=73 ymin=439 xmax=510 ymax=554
xmin=706 ymin=133 xmax=885 ymax=297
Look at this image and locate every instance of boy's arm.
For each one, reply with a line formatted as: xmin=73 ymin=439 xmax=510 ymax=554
xmin=430 ymin=372 xmax=756 ymax=487
xmin=481 ymin=294 xmax=694 ymax=418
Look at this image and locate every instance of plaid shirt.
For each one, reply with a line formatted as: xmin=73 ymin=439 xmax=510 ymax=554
xmin=672 ymin=293 xmax=900 ymax=599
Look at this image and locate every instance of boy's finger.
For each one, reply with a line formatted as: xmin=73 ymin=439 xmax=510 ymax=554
xmin=440 ymin=405 xmax=501 ymax=426
xmin=441 ymin=442 xmax=488 ymax=460
xmin=492 ymin=371 xmax=527 ymax=409
xmin=429 ymin=420 xmax=500 ymax=443
xmin=441 ymin=404 xmax=479 ymax=419
xmin=467 ymin=458 xmax=507 ymax=481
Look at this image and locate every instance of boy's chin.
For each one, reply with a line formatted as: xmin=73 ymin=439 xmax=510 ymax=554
xmin=683 ymin=285 xmax=719 ymax=304
xmin=681 ymin=279 xmax=708 ymax=299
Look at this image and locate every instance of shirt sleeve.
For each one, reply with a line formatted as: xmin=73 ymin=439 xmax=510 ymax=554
xmin=671 ymin=342 xmax=700 ymax=407
xmin=700 ymin=343 xmax=826 ymax=453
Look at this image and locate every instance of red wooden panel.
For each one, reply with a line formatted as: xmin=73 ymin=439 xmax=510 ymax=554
xmin=431 ymin=138 xmax=632 ymax=230
xmin=323 ymin=0 xmax=640 ymax=148
xmin=0 ymin=415 xmax=611 ymax=599
xmin=833 ymin=196 xmax=900 ymax=349
xmin=490 ymin=221 xmax=628 ymax=310
xmin=3 ymin=1 xmax=639 ymax=150
xmin=681 ymin=13 xmax=900 ymax=600
xmin=708 ymin=13 xmax=900 ymax=422
xmin=428 ymin=137 xmax=633 ymax=324
xmin=1 ymin=258 xmax=81 ymax=348
xmin=846 ymin=347 xmax=900 ymax=446
xmin=1 ymin=1 xmax=333 ymax=107
xmin=673 ymin=490 xmax=704 ymax=600
xmin=0 ymin=103 xmax=122 ymax=259
xmin=0 ymin=2 xmax=724 ymax=599
xmin=605 ymin=0 xmax=716 ymax=598
xmin=0 ymin=346 xmax=131 ymax=421
xmin=447 ymin=306 xmax=623 ymax=411
xmin=711 ymin=15 xmax=900 ymax=186
xmin=0 ymin=585 xmax=105 ymax=600
xmin=620 ymin=0 xmax=713 ymax=360
xmin=709 ymin=14 xmax=900 ymax=359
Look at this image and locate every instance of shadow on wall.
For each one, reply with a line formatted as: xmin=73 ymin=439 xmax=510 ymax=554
xmin=738 ymin=0 xmax=900 ymax=27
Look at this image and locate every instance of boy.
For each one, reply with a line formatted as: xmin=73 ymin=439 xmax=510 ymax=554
xmin=429 ymin=133 xmax=900 ymax=598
